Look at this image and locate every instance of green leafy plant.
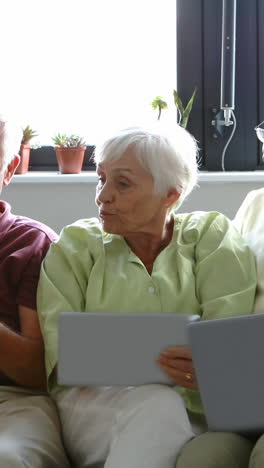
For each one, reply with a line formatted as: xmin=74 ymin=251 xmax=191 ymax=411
xmin=173 ymin=88 xmax=197 ymax=129
xmin=151 ymin=88 xmax=197 ymax=128
xmin=151 ymin=96 xmax=168 ymax=120
xmin=21 ymin=125 xmax=38 ymax=145
xmin=52 ymin=133 xmax=86 ymax=147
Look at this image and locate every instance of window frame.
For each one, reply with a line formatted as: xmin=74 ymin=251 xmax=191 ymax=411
xmin=176 ymin=0 xmax=263 ymax=171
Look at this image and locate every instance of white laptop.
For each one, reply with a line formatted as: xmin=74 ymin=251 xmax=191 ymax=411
xmin=188 ymin=313 xmax=264 ymax=435
xmin=58 ymin=312 xmax=200 ymax=386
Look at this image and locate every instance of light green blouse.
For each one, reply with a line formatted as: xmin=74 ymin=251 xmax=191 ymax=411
xmin=37 ymin=211 xmax=257 ymax=415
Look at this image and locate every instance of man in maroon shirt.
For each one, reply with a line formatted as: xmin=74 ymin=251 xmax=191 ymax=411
xmin=0 ymin=117 xmax=71 ymax=467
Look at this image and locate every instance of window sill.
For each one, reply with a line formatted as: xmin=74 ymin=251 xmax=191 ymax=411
xmin=11 ymin=170 xmax=264 ymax=184
xmin=12 ymin=172 xmax=98 ymax=184
xmin=197 ymin=171 xmax=264 ymax=183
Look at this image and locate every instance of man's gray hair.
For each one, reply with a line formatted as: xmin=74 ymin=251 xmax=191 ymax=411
xmin=0 ymin=116 xmax=22 ymax=172
xmin=93 ymin=124 xmax=199 ymax=211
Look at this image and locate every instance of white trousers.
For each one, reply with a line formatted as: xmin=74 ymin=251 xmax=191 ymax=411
xmin=0 ymin=385 xmax=70 ymax=467
xmin=54 ymin=384 xmax=207 ymax=468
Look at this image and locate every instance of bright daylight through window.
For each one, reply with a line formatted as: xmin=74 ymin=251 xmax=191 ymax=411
xmin=1 ymin=0 xmax=176 ymax=147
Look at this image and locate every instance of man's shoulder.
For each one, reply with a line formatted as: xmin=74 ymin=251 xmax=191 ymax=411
xmin=11 ymin=214 xmax=58 ymax=243
xmin=0 ymin=200 xmax=58 ymax=244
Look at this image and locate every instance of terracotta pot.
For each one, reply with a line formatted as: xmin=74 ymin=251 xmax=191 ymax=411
xmin=55 ymin=146 xmax=86 ymax=174
xmin=15 ymin=144 xmax=31 ymax=174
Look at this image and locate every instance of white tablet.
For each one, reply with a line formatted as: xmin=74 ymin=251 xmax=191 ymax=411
xmin=189 ymin=313 xmax=264 ymax=434
xmin=58 ymin=312 xmax=200 ymax=386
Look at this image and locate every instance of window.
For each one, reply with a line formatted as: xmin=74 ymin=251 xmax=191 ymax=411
xmin=2 ymin=0 xmax=176 ymax=170
xmin=176 ymin=0 xmax=263 ymax=171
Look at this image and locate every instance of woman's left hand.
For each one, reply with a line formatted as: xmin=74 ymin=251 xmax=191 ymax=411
xmin=156 ymin=346 xmax=198 ymax=390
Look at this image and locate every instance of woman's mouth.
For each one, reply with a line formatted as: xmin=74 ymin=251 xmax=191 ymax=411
xmin=99 ymin=210 xmax=114 ymax=218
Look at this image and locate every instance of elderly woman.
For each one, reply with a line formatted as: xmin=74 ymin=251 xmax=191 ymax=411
xmin=37 ymin=124 xmax=256 ymax=468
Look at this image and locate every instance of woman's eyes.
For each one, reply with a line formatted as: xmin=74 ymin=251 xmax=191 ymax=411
xmin=97 ymin=177 xmax=105 ymax=187
xmin=97 ymin=177 xmax=130 ymax=189
xmin=118 ymin=180 xmax=130 ymax=188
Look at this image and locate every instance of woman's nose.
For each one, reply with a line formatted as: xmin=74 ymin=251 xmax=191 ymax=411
xmin=96 ymin=182 xmax=114 ymax=204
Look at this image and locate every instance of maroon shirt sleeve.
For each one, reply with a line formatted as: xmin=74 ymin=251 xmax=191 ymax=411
xmin=16 ymin=235 xmax=55 ymax=310
xmin=0 ymin=202 xmax=58 ymax=385
xmin=0 ymin=203 xmax=58 ymax=328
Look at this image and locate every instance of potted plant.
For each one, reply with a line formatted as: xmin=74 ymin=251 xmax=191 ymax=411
xmin=151 ymin=96 xmax=168 ymax=120
xmin=15 ymin=125 xmax=38 ymax=174
xmin=151 ymin=88 xmax=197 ymax=129
xmin=52 ymin=134 xmax=86 ymax=174
xmin=173 ymin=88 xmax=197 ymax=129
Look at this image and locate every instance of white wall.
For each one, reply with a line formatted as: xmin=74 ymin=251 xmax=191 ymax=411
xmin=3 ymin=181 xmax=99 ymax=233
xmin=2 ymin=173 xmax=264 ymax=233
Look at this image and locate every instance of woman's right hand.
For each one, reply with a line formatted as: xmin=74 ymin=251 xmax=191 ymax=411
xmin=156 ymin=345 xmax=198 ymax=390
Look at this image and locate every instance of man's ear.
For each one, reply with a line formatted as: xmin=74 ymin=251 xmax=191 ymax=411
xmin=164 ymin=188 xmax=181 ymax=209
xmin=3 ymin=155 xmax=20 ymax=186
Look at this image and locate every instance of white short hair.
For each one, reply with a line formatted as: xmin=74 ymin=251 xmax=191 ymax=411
xmin=0 ymin=116 xmax=22 ymax=172
xmin=93 ymin=124 xmax=199 ymax=211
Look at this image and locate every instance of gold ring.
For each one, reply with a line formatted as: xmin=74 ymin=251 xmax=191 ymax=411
xmin=185 ymin=372 xmax=193 ymax=382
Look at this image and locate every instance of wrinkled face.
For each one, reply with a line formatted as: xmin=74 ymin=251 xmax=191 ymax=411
xmin=0 ymin=156 xmax=20 ymax=195
xmin=0 ymin=163 xmax=9 ymax=194
xmin=0 ymin=151 xmax=5 ymax=192
xmin=95 ymin=149 xmax=169 ymax=236
xmin=0 ymin=170 xmax=5 ymax=194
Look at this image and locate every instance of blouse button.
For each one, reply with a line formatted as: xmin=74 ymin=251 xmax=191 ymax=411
xmin=148 ymin=286 xmax=155 ymax=294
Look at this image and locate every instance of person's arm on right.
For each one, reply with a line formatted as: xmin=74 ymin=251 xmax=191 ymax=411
xmin=158 ymin=211 xmax=257 ymax=389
